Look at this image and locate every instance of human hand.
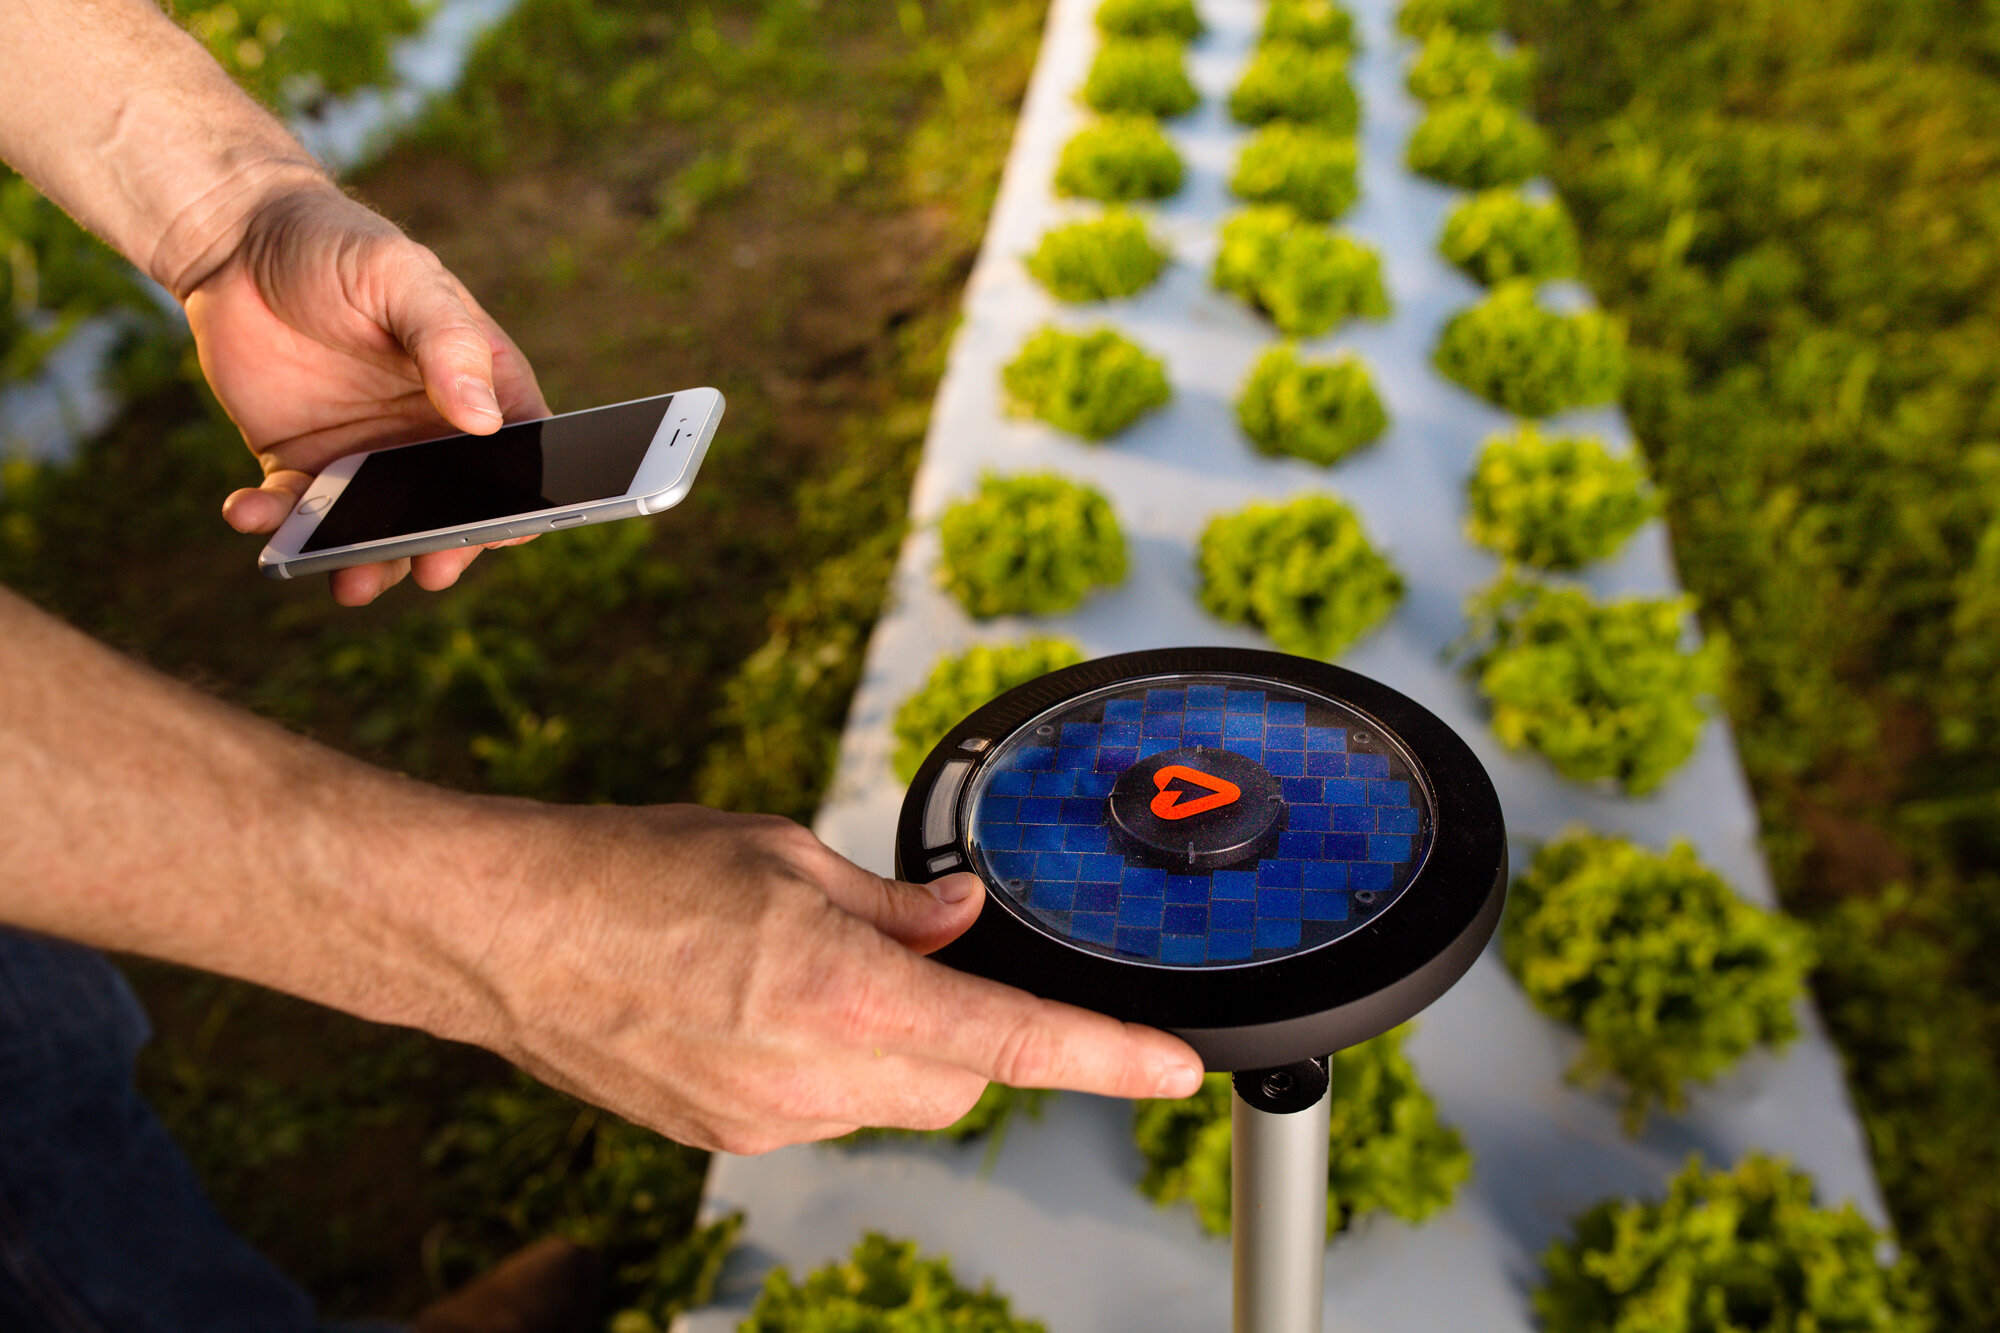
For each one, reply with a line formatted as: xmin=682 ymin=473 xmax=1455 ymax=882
xmin=448 ymin=804 xmax=1205 ymax=1154
xmin=181 ymin=179 xmax=550 ymax=606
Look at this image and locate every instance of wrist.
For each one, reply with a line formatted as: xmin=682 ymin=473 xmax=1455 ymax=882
xmin=152 ymin=155 xmax=338 ymax=300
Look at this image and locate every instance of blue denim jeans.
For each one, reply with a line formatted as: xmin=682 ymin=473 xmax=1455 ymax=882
xmin=0 ymin=928 xmax=391 ymax=1332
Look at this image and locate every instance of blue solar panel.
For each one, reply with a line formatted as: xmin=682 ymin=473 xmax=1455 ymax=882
xmin=966 ymin=677 xmax=1434 ymax=969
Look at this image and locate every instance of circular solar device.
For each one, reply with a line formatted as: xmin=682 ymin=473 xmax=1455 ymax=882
xmin=896 ymin=647 xmax=1507 ymax=1071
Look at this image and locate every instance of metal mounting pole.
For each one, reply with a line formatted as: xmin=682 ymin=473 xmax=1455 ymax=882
xmin=1231 ymin=1058 xmax=1332 ymax=1333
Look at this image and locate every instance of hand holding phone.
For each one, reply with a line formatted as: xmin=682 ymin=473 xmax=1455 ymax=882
xmin=258 ymin=389 xmax=724 ymax=580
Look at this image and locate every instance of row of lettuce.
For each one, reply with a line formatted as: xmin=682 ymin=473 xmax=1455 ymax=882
xmin=816 ymin=0 xmax=1934 ymax=1330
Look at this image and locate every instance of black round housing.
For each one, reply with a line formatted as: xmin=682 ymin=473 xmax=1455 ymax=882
xmin=895 ymin=648 xmax=1507 ymax=1070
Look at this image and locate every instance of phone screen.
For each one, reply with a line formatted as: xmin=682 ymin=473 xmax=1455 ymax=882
xmin=301 ymin=395 xmax=677 ymax=552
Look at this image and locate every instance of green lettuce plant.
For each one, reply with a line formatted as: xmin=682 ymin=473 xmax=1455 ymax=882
xmin=892 ymin=639 xmax=1086 ymax=780
xmin=1504 ymin=832 xmax=1814 ymax=1127
xmin=1537 ymin=1155 xmax=1932 ymax=1333
xmin=1433 ymin=281 xmax=1625 ymax=418
xmin=1405 ymin=29 xmax=1531 ymax=104
xmin=1214 ymin=207 xmax=1390 ymax=337
xmin=1053 ymin=115 xmax=1186 ymax=200
xmin=1001 ymin=324 xmax=1171 ymax=438
xmin=1132 ymin=1029 xmax=1470 ymax=1237
xmin=1024 ymin=211 xmax=1169 ymax=302
xmin=1395 ymin=0 xmax=1500 ymax=39
xmin=1198 ymin=493 xmax=1403 ymax=658
xmin=1438 ymin=188 xmax=1579 ymax=286
xmin=1229 ymin=43 xmax=1360 ymax=131
xmin=1406 ymin=97 xmax=1548 ymax=189
xmin=1465 ymin=425 xmax=1658 ymax=569
xmin=1082 ymin=37 xmax=1200 ymax=118
xmin=1096 ymin=0 xmax=1203 ymax=42
xmin=938 ymin=473 xmax=1128 ymax=619
xmin=1237 ymin=344 xmax=1388 ymax=466
xmin=1460 ymin=576 xmax=1724 ymax=794
xmin=1261 ymin=0 xmax=1357 ymax=49
xmin=744 ymin=1232 xmax=1046 ymax=1333
xmin=1229 ymin=123 xmax=1360 ymax=221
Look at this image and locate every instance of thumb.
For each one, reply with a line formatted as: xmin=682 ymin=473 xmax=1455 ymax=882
xmin=824 ymin=870 xmax=986 ymax=955
xmin=382 ymin=263 xmax=506 ymax=436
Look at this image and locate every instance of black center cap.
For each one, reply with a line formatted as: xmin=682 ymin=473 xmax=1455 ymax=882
xmin=1107 ymin=746 xmax=1286 ymax=871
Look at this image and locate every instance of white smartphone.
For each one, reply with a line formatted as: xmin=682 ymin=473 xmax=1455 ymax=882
xmin=258 ymin=388 xmax=724 ymax=579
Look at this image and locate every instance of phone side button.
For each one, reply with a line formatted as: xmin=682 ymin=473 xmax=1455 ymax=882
xmin=549 ymin=514 xmax=587 ymax=528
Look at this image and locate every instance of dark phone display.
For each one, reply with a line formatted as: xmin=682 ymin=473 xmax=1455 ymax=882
xmin=301 ymin=396 xmax=676 ymax=552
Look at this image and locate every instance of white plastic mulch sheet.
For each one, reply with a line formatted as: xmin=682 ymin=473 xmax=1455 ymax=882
xmin=682 ymin=0 xmax=1889 ymax=1327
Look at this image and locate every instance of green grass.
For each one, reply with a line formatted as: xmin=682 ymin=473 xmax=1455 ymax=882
xmin=1503 ymin=0 xmax=2000 ymax=1324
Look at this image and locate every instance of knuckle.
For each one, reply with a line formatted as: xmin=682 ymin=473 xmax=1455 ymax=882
xmin=988 ymin=1010 xmax=1060 ymax=1088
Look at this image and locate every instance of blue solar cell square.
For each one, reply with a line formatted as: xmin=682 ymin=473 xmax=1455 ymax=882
xmin=1370 ymin=834 xmax=1413 ymax=863
xmin=1118 ymin=896 xmax=1164 ymax=929
xmin=1139 ymin=738 xmax=1178 ymax=758
xmin=1331 ymin=804 xmax=1373 ymax=832
xmin=1306 ymin=748 xmax=1349 ymax=777
xmin=1211 ymin=870 xmax=1258 ymax=898
xmin=1064 ymin=823 xmax=1111 ymax=853
xmin=1279 ymin=830 xmax=1324 ymax=859
xmin=982 ymin=796 xmax=1018 ymax=826
xmin=1059 ymin=797 xmax=1101 ymax=824
xmin=1224 ymin=712 xmax=1264 ymax=739
xmin=1160 ymin=935 xmax=1207 ymax=965
xmin=1307 ymin=726 xmax=1347 ymax=750
xmin=1267 ymin=701 xmax=1307 ymax=725
xmin=1031 ymin=770 xmax=1076 ymax=796
xmin=1187 ymin=684 xmax=1227 ymax=708
xmin=1077 ymin=771 xmax=1118 ymax=798
xmin=1258 ymin=859 xmax=1303 ymax=888
xmin=1209 ymin=930 xmax=1254 ymax=961
xmin=1029 ymin=880 xmax=1075 ymax=911
xmin=1370 ymin=780 xmax=1411 ymax=807
xmin=1035 ymin=851 xmax=1081 ymax=881
xmin=1282 ymin=777 xmax=1322 ymax=803
xmin=1121 ymin=866 xmax=1168 ymax=895
xmin=1222 ymin=737 xmax=1263 ymax=761
xmin=1303 ymin=860 xmax=1348 ymax=890
xmin=1226 ymin=690 xmax=1263 ymax=712
xmin=981 ymin=822 xmax=1021 ymax=850
xmin=1142 ymin=712 xmax=1184 ymax=739
xmin=1185 ymin=727 xmax=1224 ymax=747
xmin=1071 ymin=913 xmax=1116 ymax=946
xmin=1304 ymin=890 xmax=1348 ymax=921
xmin=990 ymin=770 xmax=1035 ymax=796
xmin=1103 ymin=698 xmax=1143 ymax=723
xmin=1163 ymin=903 xmax=1207 ymax=935
xmin=1183 ymin=707 xmax=1224 ymax=734
xmin=1326 ymin=832 xmax=1368 ymax=860
xmin=1289 ymin=802 xmax=1330 ymax=831
xmin=1144 ymin=688 xmax=1185 ymax=712
xmin=1100 ymin=722 xmax=1141 ymax=747
xmin=1349 ymin=753 xmax=1391 ymax=778
xmin=1020 ymin=823 xmax=1065 ymax=851
xmin=1322 ymin=778 xmax=1367 ymax=805
xmin=1211 ymin=899 xmax=1255 ymax=930
xmin=1257 ymin=918 xmax=1302 ymax=951
xmin=1265 ymin=749 xmax=1305 ymax=777
xmin=1350 ymin=861 xmax=1394 ymax=893
xmin=1074 ymin=883 xmax=1119 ymax=914
xmin=1377 ymin=806 xmax=1419 ymax=835
xmin=1095 ymin=747 xmax=1139 ymax=773
xmin=1258 ymin=888 xmax=1302 ymax=919
xmin=1266 ymin=725 xmax=1306 ymax=752
xmin=1116 ymin=927 xmax=1161 ymax=957
xmin=1165 ymin=875 xmax=1208 ymax=903
xmin=1078 ymin=853 xmax=1125 ymax=883
xmin=989 ymin=850 xmax=1034 ymax=881
xmin=1054 ymin=747 xmax=1095 ymax=772
xmin=1017 ymin=746 xmax=1055 ymax=771
xmin=1018 ymin=797 xmax=1060 ymax=823
xmin=1061 ymin=723 xmax=1101 ymax=747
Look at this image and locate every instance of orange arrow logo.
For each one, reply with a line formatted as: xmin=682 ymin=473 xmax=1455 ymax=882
xmin=1150 ymin=765 xmax=1241 ymax=820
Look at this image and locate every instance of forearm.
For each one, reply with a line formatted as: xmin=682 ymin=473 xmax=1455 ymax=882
xmin=0 ymin=585 xmax=519 ymax=1042
xmin=0 ymin=0 xmax=335 ymax=296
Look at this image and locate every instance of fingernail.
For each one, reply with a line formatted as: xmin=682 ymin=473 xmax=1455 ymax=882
xmin=1154 ymin=1058 xmax=1204 ymax=1099
xmin=460 ymin=377 xmax=502 ymax=422
xmin=926 ymin=873 xmax=978 ymax=905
